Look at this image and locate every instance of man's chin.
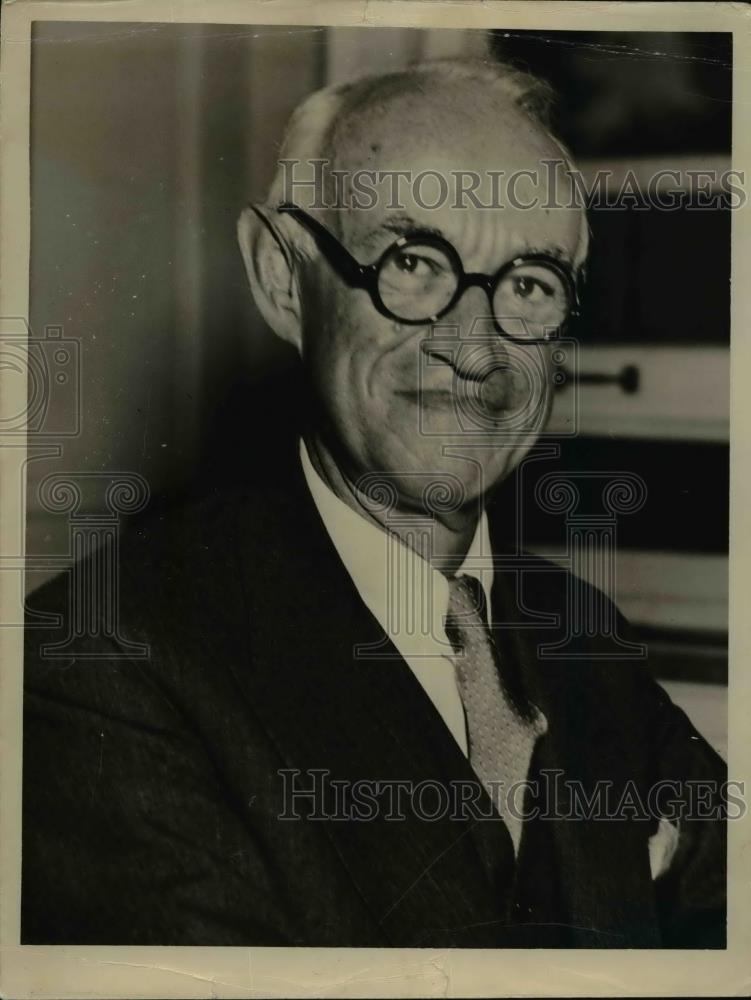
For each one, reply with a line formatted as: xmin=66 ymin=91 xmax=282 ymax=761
xmin=364 ymin=448 xmax=503 ymax=514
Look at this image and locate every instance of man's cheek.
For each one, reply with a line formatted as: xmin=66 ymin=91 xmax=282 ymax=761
xmin=507 ymin=353 xmax=554 ymax=405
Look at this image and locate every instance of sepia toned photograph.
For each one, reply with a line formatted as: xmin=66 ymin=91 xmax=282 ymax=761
xmin=1 ymin=2 xmax=749 ymax=997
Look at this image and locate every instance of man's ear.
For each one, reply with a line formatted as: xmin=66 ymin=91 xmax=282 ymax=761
xmin=237 ymin=206 xmax=303 ymax=351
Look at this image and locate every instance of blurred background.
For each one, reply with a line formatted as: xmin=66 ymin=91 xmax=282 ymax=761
xmin=24 ymin=24 xmax=730 ymax=756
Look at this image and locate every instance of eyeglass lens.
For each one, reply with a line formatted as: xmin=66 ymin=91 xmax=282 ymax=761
xmin=376 ymin=238 xmax=569 ymax=339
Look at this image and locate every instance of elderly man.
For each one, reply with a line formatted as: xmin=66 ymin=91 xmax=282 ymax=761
xmin=22 ymin=59 xmax=725 ymax=948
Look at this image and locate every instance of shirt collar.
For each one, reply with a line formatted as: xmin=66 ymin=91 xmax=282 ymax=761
xmin=299 ymin=439 xmax=494 ymax=656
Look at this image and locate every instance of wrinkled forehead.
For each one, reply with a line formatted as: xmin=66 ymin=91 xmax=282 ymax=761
xmin=328 ymin=83 xmax=583 ymax=266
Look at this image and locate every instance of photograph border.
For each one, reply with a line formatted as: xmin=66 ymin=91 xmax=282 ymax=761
xmin=1 ymin=1 xmax=749 ymax=996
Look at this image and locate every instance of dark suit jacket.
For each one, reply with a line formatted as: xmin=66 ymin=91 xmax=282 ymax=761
xmin=22 ymin=438 xmax=726 ymax=948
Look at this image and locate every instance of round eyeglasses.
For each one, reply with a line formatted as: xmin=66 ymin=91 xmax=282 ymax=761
xmin=251 ymin=203 xmax=580 ymax=343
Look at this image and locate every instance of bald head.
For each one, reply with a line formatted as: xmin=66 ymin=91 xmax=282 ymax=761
xmin=263 ymin=58 xmax=588 ymax=269
xmin=328 ymin=64 xmax=555 ymax=171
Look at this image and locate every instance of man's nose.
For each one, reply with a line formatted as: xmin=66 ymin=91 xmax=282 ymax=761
xmin=444 ymin=284 xmax=493 ymax=338
xmin=429 ymin=285 xmax=510 ymax=382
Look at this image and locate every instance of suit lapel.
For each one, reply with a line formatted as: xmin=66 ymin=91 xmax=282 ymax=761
xmin=487 ymin=543 xmax=661 ymax=947
xmin=228 ymin=451 xmax=517 ymax=946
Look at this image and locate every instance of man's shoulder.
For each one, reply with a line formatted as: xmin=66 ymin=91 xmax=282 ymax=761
xmin=27 ymin=488 xmax=233 ymax=608
xmin=30 ymin=466 xmax=299 ymax=601
xmin=488 ymin=540 xmax=655 ymax=699
xmin=489 ymin=541 xmax=589 ymax=612
xmin=23 ymin=480 xmax=291 ymax=727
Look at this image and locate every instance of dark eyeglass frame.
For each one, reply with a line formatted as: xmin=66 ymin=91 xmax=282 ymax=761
xmin=253 ymin=202 xmax=581 ymax=343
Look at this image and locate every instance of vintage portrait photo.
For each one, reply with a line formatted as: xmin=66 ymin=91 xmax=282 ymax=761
xmin=1 ymin=2 xmax=749 ymax=997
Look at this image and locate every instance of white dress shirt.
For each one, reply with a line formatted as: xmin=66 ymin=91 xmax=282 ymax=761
xmin=300 ymin=439 xmax=496 ymax=756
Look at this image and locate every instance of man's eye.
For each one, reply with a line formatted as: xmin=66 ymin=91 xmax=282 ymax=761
xmin=393 ymin=252 xmax=440 ymax=277
xmin=512 ymin=275 xmax=553 ymax=301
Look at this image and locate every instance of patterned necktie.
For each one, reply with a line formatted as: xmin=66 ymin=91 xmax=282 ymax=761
xmin=445 ymin=574 xmax=547 ymax=855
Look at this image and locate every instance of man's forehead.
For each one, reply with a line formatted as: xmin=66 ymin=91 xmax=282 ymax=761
xmin=326 ymin=79 xmax=583 ymax=263
xmin=345 ymin=201 xmax=582 ymax=265
xmin=332 ymin=79 xmax=557 ymax=174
